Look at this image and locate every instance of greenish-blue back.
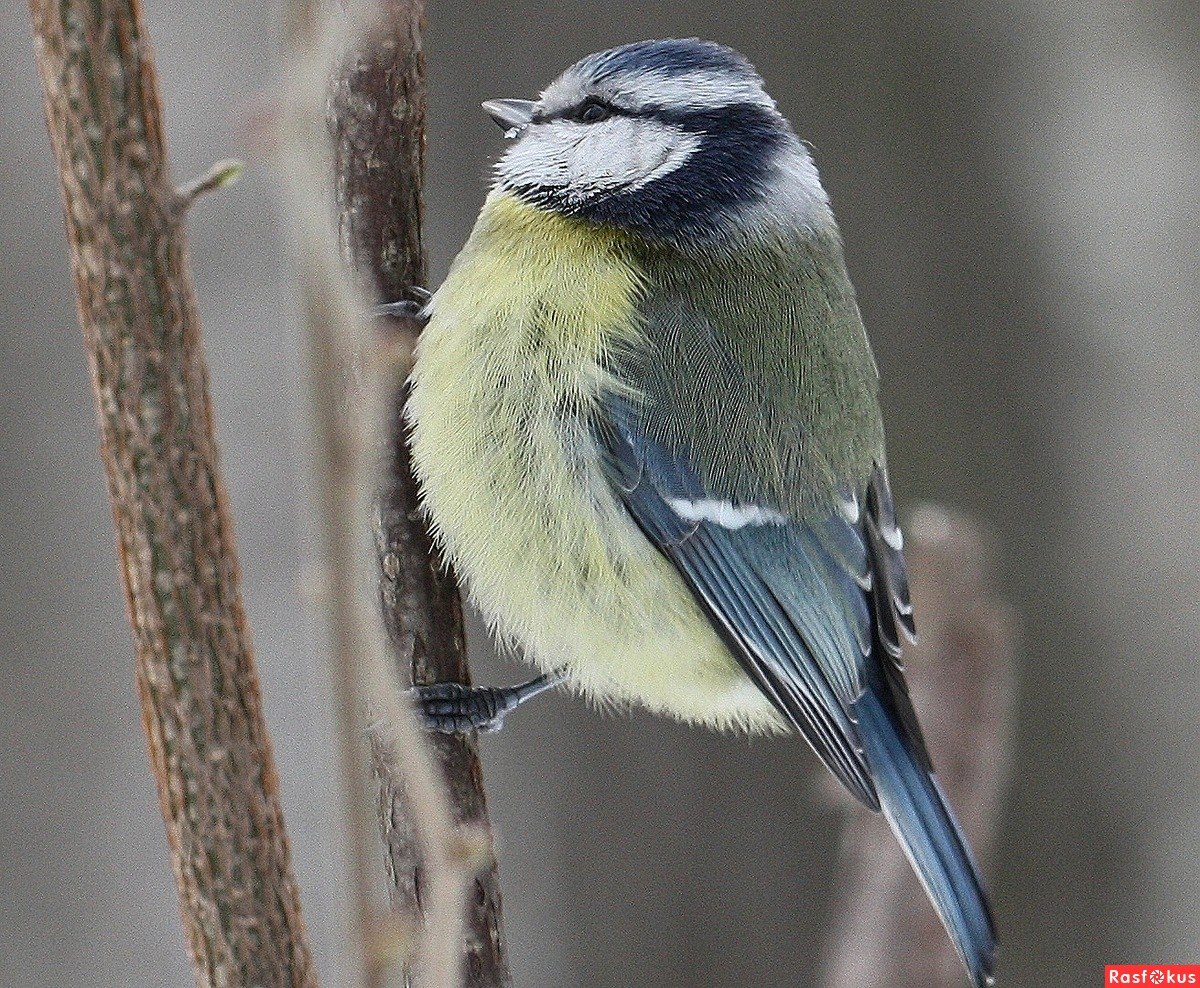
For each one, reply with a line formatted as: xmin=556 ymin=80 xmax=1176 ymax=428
xmin=617 ymin=228 xmax=886 ymax=518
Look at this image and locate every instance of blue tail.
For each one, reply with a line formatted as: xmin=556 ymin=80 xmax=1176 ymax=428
xmin=856 ymin=687 xmax=998 ymax=987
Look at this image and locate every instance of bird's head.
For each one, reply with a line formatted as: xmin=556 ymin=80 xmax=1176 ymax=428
xmin=485 ymin=38 xmax=833 ymax=244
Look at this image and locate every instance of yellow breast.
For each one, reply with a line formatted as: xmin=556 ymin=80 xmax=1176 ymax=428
xmin=408 ymin=192 xmax=780 ymax=731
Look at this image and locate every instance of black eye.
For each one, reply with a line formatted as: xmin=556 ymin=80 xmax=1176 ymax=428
xmin=577 ymin=100 xmax=612 ymax=124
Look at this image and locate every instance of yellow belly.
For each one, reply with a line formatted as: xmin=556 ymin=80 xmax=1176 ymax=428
xmin=408 ymin=193 xmax=780 ymax=732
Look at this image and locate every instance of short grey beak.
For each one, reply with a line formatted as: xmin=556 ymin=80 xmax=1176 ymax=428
xmin=481 ymin=98 xmax=535 ymax=135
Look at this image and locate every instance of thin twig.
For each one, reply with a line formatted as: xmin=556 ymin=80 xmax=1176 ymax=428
xmin=275 ymin=4 xmax=484 ymax=986
xmin=328 ymin=1 xmax=512 ymax=985
xmin=174 ymin=158 xmax=245 ymax=211
xmin=27 ymin=1 xmax=316 ymax=985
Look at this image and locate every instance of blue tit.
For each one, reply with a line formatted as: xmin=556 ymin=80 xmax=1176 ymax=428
xmin=405 ymin=38 xmax=997 ymax=987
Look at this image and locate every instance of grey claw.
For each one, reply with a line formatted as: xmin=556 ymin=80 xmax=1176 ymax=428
xmin=375 ymin=300 xmax=426 ymax=320
xmin=375 ymin=286 xmax=432 ymax=322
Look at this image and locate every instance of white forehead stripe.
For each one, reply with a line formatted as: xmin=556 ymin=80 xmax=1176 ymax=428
xmin=667 ymin=498 xmax=787 ymax=530
xmin=601 ymin=69 xmax=777 ymax=113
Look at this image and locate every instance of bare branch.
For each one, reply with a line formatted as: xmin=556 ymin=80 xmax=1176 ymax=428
xmin=819 ymin=505 xmax=1016 ymax=988
xmin=326 ymin=1 xmax=511 ymax=984
xmin=275 ymin=4 xmax=491 ymax=986
xmin=27 ymin=1 xmax=316 ymax=985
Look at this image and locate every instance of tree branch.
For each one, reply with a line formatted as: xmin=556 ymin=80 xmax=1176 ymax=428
xmin=274 ymin=4 xmax=496 ymax=985
xmin=27 ymin=2 xmax=316 ymax=985
xmin=819 ymin=506 xmax=1016 ymax=988
xmin=327 ymin=5 xmax=511 ymax=985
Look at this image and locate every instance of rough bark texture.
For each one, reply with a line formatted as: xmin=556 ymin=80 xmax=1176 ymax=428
xmin=819 ymin=507 xmax=1016 ymax=988
xmin=328 ymin=4 xmax=510 ymax=985
xmin=27 ymin=1 xmax=317 ymax=986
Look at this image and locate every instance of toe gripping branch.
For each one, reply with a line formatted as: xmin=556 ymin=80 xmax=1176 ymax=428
xmin=409 ymin=669 xmax=567 ymax=734
xmin=375 ymin=286 xmax=432 ymax=323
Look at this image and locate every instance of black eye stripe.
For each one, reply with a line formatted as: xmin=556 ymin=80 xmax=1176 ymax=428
xmin=536 ymin=97 xmax=628 ymax=125
xmin=579 ymin=101 xmax=609 ymax=123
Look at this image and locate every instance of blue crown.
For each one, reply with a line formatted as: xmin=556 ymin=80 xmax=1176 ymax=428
xmin=576 ymin=38 xmax=757 ymax=82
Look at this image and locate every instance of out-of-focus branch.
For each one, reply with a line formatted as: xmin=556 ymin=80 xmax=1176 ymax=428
xmin=328 ymin=5 xmax=511 ymax=987
xmin=27 ymin=2 xmax=316 ymax=986
xmin=276 ymin=4 xmax=492 ymax=987
xmin=819 ymin=506 xmax=1016 ymax=988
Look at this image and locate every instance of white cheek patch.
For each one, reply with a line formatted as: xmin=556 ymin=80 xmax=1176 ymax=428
xmin=667 ymin=497 xmax=787 ymax=530
xmin=498 ymin=117 xmax=700 ymax=199
xmin=624 ymin=120 xmax=701 ymax=191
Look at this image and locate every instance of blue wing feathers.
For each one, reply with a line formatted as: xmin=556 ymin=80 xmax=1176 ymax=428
xmin=602 ymin=400 xmax=878 ymax=806
xmin=866 ymin=470 xmax=918 ymax=646
xmin=862 ymin=469 xmax=933 ymax=768
xmin=597 ymin=395 xmax=996 ymax=983
xmin=686 ymin=526 xmax=876 ymax=803
xmin=856 ymin=687 xmax=998 ymax=987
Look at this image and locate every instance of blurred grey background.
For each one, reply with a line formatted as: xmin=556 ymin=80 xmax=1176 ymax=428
xmin=2 ymin=1 xmax=1198 ymax=985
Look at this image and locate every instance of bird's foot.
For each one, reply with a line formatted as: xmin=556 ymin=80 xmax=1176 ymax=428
xmin=408 ymin=669 xmax=566 ymax=734
xmin=375 ymin=286 xmax=432 ymax=323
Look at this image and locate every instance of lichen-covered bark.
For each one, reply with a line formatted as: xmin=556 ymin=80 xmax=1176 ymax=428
xmin=28 ymin=1 xmax=316 ymax=985
xmin=328 ymin=4 xmax=510 ymax=985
